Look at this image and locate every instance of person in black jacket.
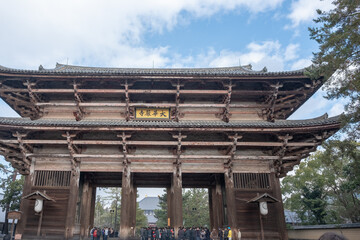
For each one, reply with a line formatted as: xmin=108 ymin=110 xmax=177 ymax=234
xmin=178 ymin=227 xmax=185 ymax=240
xmin=218 ymin=228 xmax=223 ymax=240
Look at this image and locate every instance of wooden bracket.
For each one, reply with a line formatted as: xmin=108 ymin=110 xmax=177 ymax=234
xmin=24 ymin=80 xmax=43 ymax=119
xmin=263 ymin=82 xmax=283 ymax=122
xmin=117 ymin=132 xmax=132 ymax=176
xmin=63 ymin=132 xmax=81 ymax=175
xmin=172 ymin=132 xmax=187 ymax=177
xmin=13 ymin=131 xmax=31 ymax=172
xmin=73 ymin=80 xmax=85 ymax=121
xmin=172 ymin=79 xmax=182 ymax=122
xmin=220 ymin=79 xmax=234 ymax=122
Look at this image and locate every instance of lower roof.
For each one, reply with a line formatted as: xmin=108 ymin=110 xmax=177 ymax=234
xmin=0 ymin=115 xmax=340 ymax=129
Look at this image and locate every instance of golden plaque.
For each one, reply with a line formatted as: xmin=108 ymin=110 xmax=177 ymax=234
xmin=135 ymin=108 xmax=170 ymax=119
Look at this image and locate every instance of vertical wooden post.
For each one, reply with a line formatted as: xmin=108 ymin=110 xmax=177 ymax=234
xmin=170 ymin=170 xmax=183 ymax=238
xmin=167 ymin=187 xmax=173 ymax=227
xmin=37 ymin=208 xmax=44 ymax=237
xmin=224 ymin=172 xmax=237 ymax=230
xmin=129 ymin=185 xmax=137 ymax=237
xmin=272 ymin=173 xmax=288 ymax=240
xmin=65 ymin=167 xmax=80 ymax=239
xmin=216 ymin=175 xmax=225 ymax=228
xmin=15 ymin=174 xmax=32 ymax=237
xmin=120 ymin=170 xmax=134 ymax=239
xmin=80 ymin=175 xmax=90 ymax=239
xmin=89 ymin=187 xmax=96 ymax=230
xmin=208 ymin=187 xmax=214 ymax=230
xmin=211 ymin=175 xmax=224 ymax=230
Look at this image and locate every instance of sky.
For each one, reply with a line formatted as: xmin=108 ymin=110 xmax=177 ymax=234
xmin=0 ymin=0 xmax=345 ymax=200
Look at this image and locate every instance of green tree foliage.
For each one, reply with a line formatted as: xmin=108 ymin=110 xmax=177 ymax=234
xmin=309 ymin=0 xmax=360 ymax=138
xmin=182 ymin=188 xmax=209 ymax=227
xmin=282 ymin=140 xmax=360 ymax=224
xmin=136 ymin=202 xmax=148 ymax=228
xmin=0 ymin=162 xmax=24 ymax=234
xmin=95 ymin=188 xmax=147 ymax=230
xmin=154 ymin=188 xmax=209 ymax=227
xmin=154 ymin=190 xmax=168 ymax=227
xmin=104 ymin=188 xmax=121 ymax=229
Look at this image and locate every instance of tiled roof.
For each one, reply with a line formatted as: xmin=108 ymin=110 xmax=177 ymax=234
xmin=0 ymin=115 xmax=341 ymax=129
xmin=0 ymin=63 xmax=310 ymax=77
xmin=139 ymin=197 xmax=160 ymax=210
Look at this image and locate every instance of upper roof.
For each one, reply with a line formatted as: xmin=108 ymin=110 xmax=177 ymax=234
xmin=0 ymin=63 xmax=309 ymax=77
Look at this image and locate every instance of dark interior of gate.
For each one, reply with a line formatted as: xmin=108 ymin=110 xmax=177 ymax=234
xmin=20 ymin=171 xmax=286 ymax=239
xmin=77 ymin=172 xmax=286 ymax=239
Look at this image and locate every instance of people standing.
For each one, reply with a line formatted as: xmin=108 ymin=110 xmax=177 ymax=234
xmin=237 ymin=229 xmax=241 ymax=240
xmin=90 ymin=226 xmax=96 ymax=240
xmin=227 ymin=227 xmax=232 ymax=240
xmin=210 ymin=229 xmax=217 ymax=240
xmin=224 ymin=228 xmax=228 ymax=240
xmin=218 ymin=228 xmax=223 ymax=240
xmin=104 ymin=227 xmax=109 ymax=240
xmin=178 ymin=227 xmax=185 ymax=240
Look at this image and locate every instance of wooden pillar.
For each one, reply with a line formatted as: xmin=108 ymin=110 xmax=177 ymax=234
xmin=89 ymin=187 xmax=96 ymax=229
xmin=208 ymin=188 xmax=214 ymax=230
xmin=129 ymin=185 xmax=137 ymax=237
xmin=65 ymin=168 xmax=80 ymax=239
xmin=272 ymin=173 xmax=288 ymax=240
xmin=15 ymin=174 xmax=32 ymax=237
xmin=224 ymin=172 xmax=237 ymax=230
xmin=167 ymin=187 xmax=173 ymax=227
xmin=211 ymin=175 xmax=224 ymax=230
xmin=170 ymin=171 xmax=183 ymax=237
xmin=80 ymin=175 xmax=93 ymax=239
xmin=120 ymin=170 xmax=134 ymax=239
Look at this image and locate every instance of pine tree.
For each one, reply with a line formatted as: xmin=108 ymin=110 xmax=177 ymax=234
xmin=309 ymin=0 xmax=360 ymax=138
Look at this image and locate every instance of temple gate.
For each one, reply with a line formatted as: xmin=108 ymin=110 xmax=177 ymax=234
xmin=0 ymin=64 xmax=340 ymax=239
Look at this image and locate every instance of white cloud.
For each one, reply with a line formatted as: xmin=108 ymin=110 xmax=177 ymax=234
xmin=286 ymin=0 xmax=334 ymax=28
xmin=0 ymin=0 xmax=284 ymax=69
xmin=329 ymin=103 xmax=344 ymax=117
xmin=181 ymin=41 xmax=299 ymax=71
xmin=291 ymin=57 xmax=312 ymax=70
xmin=284 ymin=44 xmax=299 ymax=61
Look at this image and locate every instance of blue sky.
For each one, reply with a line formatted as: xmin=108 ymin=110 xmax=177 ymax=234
xmin=0 ymin=0 xmax=345 ymax=199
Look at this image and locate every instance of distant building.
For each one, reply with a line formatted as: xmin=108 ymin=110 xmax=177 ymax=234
xmin=0 ymin=193 xmax=6 ymax=233
xmin=284 ymin=210 xmax=301 ymax=225
xmin=138 ymin=197 xmax=160 ymax=226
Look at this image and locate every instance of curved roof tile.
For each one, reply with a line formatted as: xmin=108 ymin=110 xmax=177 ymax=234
xmin=0 ymin=115 xmax=341 ymax=129
xmin=0 ymin=63 xmax=310 ymax=77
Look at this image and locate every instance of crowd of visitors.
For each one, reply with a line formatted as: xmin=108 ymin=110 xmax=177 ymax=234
xmin=90 ymin=226 xmax=116 ymax=240
xmin=140 ymin=226 xmax=240 ymax=240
